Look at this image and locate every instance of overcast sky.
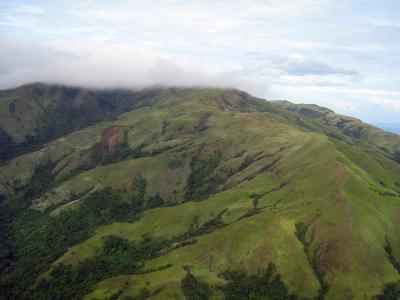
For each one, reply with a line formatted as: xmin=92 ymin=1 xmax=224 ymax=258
xmin=1 ymin=0 xmax=400 ymax=124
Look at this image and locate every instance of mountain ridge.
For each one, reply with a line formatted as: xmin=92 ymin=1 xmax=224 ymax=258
xmin=1 ymin=83 xmax=400 ymax=300
xmin=1 ymin=83 xmax=399 ymax=164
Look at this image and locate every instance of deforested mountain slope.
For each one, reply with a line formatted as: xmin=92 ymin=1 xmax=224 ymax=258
xmin=1 ymin=84 xmax=400 ymax=300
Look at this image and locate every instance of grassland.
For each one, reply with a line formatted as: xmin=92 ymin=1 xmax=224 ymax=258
xmin=1 ymin=85 xmax=400 ymax=299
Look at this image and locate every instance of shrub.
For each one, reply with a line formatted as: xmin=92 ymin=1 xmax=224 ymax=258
xmin=181 ymin=270 xmax=212 ymax=300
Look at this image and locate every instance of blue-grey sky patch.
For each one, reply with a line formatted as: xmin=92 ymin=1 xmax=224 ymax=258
xmin=0 ymin=0 xmax=399 ymax=124
xmin=278 ymin=58 xmax=359 ymax=76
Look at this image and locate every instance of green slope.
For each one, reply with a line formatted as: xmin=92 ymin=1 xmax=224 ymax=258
xmin=0 ymin=83 xmax=166 ymax=161
xmin=1 ymin=84 xmax=400 ymax=300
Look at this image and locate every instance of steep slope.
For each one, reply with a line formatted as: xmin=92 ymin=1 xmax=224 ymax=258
xmin=1 ymin=85 xmax=400 ymax=300
xmin=0 ymin=83 xmax=164 ymax=161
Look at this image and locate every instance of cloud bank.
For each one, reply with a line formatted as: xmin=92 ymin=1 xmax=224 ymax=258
xmin=0 ymin=38 xmax=268 ymax=96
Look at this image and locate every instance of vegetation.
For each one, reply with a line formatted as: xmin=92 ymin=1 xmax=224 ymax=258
xmin=0 ymin=186 xmax=151 ymax=299
xmin=295 ymin=222 xmax=308 ymax=246
xmin=0 ymin=84 xmax=163 ymax=161
xmin=385 ymin=241 xmax=400 ymax=273
xmin=375 ymin=282 xmax=400 ymax=300
xmin=1 ymin=85 xmax=400 ymax=299
xmin=102 ymin=135 xmax=145 ymax=165
xmin=25 ymin=162 xmax=58 ymax=197
xmin=146 ymin=193 xmax=165 ymax=209
xmin=180 ymin=264 xmax=295 ymax=300
xmin=30 ymin=235 xmax=170 ymax=299
xmin=181 ymin=269 xmax=213 ymax=300
xmin=0 ymin=127 xmax=13 ymax=161
xmin=220 ymin=264 xmax=297 ymax=300
xmin=185 ymin=151 xmax=223 ymax=200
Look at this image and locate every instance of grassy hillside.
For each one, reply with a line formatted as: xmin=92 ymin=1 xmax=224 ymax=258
xmin=1 ymin=84 xmax=400 ymax=300
xmin=273 ymin=100 xmax=400 ymax=163
xmin=0 ymin=83 xmax=166 ymax=161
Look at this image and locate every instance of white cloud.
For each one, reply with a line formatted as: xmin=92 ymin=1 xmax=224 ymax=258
xmin=0 ymin=38 xmax=268 ymax=96
xmin=279 ymin=85 xmax=400 ymax=112
xmin=15 ymin=4 xmax=44 ymax=15
xmin=370 ymin=19 xmax=400 ymax=29
xmin=357 ymin=96 xmax=400 ymax=112
xmin=71 ymin=0 xmax=335 ymax=36
xmin=244 ymin=0 xmax=335 ymax=18
xmin=0 ymin=13 xmax=13 ymax=25
xmin=333 ymin=101 xmax=358 ymax=112
xmin=272 ymin=74 xmax=361 ymax=87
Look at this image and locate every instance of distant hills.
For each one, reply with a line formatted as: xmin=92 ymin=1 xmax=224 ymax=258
xmin=1 ymin=83 xmax=400 ymax=300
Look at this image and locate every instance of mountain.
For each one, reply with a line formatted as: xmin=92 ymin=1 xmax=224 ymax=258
xmin=0 ymin=83 xmax=167 ymax=161
xmin=1 ymin=83 xmax=400 ymax=300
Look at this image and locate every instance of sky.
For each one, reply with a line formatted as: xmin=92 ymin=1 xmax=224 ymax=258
xmin=0 ymin=0 xmax=400 ymax=125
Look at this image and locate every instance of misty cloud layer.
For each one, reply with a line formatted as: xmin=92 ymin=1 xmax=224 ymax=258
xmin=0 ymin=39 xmax=268 ymax=96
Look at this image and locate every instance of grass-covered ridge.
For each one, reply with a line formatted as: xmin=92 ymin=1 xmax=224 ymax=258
xmin=0 ymin=85 xmax=400 ymax=299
